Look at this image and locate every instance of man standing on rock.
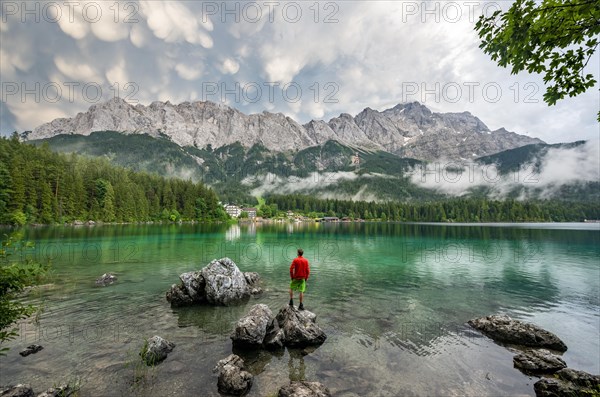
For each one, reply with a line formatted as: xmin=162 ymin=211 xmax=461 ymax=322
xmin=289 ymin=248 xmax=310 ymax=310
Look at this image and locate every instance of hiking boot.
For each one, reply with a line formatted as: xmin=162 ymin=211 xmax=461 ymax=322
xmin=289 ymin=299 xmax=294 ymax=307
xmin=298 ymin=303 xmax=304 ymax=311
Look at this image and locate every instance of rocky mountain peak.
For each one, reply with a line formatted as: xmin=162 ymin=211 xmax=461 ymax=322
xmin=28 ymin=98 xmax=544 ymax=161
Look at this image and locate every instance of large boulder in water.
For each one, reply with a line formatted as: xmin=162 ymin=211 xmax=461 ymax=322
xmin=265 ymin=306 xmax=327 ymax=348
xmin=202 ymin=258 xmax=253 ymax=305
xmin=166 ymin=258 xmax=261 ymax=307
xmin=231 ymin=304 xmax=273 ymax=347
xmin=213 ymin=354 xmax=253 ymax=396
xmin=513 ymin=349 xmax=567 ymax=374
xmin=468 ymin=314 xmax=567 ymax=351
xmin=278 ymin=381 xmax=332 ymax=397
xmin=534 ymin=368 xmax=600 ymax=397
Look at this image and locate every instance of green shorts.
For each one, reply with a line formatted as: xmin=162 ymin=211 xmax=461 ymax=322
xmin=290 ymin=279 xmax=306 ymax=292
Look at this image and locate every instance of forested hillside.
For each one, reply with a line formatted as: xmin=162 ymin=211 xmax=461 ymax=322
xmin=0 ymin=135 xmax=228 ymax=225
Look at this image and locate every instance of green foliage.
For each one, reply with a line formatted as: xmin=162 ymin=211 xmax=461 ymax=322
xmin=0 ymin=137 xmax=228 ymax=224
xmin=475 ymin=0 xmax=600 ymax=119
xmin=0 ymin=233 xmax=49 ymax=353
xmin=239 ymin=211 xmax=249 ymax=219
xmin=124 ymin=339 xmax=157 ymax=395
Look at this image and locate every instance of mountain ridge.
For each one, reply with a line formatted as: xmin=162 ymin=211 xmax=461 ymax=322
xmin=27 ymin=98 xmax=543 ymax=161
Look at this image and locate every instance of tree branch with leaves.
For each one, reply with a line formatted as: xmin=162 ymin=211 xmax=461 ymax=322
xmin=475 ymin=0 xmax=600 ymax=120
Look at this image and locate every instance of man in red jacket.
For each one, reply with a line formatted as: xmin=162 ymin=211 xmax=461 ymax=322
xmin=289 ymin=248 xmax=310 ymax=310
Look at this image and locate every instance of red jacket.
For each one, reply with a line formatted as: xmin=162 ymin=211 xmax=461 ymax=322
xmin=290 ymin=256 xmax=310 ymax=280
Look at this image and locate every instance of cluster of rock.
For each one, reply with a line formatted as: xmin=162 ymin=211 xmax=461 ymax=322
xmin=166 ymin=258 xmax=262 ymax=306
xmin=213 ymin=304 xmax=328 ymax=395
xmin=278 ymin=381 xmax=332 ymax=397
xmin=213 ymin=354 xmax=331 ymax=397
xmin=213 ymin=354 xmax=253 ymax=396
xmin=231 ymin=304 xmax=327 ymax=349
xmin=0 ymin=383 xmax=77 ymax=397
xmin=468 ymin=314 xmax=599 ymax=396
xmin=534 ymin=368 xmax=600 ymax=396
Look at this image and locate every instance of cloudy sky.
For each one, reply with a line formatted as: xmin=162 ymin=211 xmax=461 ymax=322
xmin=1 ymin=0 xmax=598 ymax=143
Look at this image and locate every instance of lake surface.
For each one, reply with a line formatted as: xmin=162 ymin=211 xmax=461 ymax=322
xmin=1 ymin=222 xmax=599 ymax=396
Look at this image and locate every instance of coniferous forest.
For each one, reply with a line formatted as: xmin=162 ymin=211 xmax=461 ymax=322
xmin=0 ymin=136 xmax=228 ymax=225
xmin=1 ymin=135 xmax=599 ymax=225
xmin=265 ymin=195 xmax=600 ymax=223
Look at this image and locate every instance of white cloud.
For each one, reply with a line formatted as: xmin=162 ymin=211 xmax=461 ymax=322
xmin=54 ymin=3 xmax=90 ymax=39
xmin=129 ymin=24 xmax=149 ymax=48
xmin=1 ymin=0 xmax=598 ymax=145
xmin=220 ymin=58 xmax=240 ymax=75
xmin=139 ymin=1 xmax=213 ymax=48
xmin=106 ymin=59 xmax=129 ymax=86
xmin=175 ymin=63 xmax=203 ymax=80
xmin=54 ymin=56 xmax=101 ymax=81
xmin=410 ymin=140 xmax=600 ymax=199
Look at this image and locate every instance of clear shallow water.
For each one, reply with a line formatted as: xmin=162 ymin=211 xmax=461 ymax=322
xmin=1 ymin=222 xmax=598 ymax=396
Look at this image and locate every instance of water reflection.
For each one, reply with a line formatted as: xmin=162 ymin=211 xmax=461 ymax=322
xmin=0 ymin=222 xmax=597 ymax=396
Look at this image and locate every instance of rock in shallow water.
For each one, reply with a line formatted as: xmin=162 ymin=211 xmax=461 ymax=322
xmin=0 ymin=384 xmax=34 ymax=397
xmin=534 ymin=368 xmax=600 ymax=397
xmin=232 ymin=305 xmax=327 ymax=350
xmin=278 ymin=381 xmax=332 ymax=397
xmin=95 ymin=273 xmax=117 ymax=286
xmin=231 ymin=304 xmax=273 ymax=347
xmin=513 ymin=349 xmax=567 ymax=374
xmin=37 ymin=383 xmax=78 ymax=397
xmin=18 ymin=344 xmax=43 ymax=357
xmin=213 ymin=354 xmax=253 ymax=396
xmin=166 ymin=258 xmax=261 ymax=307
xmin=202 ymin=258 xmax=253 ymax=305
xmin=266 ymin=306 xmax=327 ymax=348
xmin=467 ymin=314 xmax=567 ymax=351
xmin=140 ymin=335 xmax=175 ymax=366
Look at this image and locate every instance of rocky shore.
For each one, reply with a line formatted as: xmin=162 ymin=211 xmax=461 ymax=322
xmin=468 ymin=314 xmax=599 ymax=396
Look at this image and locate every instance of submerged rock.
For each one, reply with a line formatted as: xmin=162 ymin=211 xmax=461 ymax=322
xmin=0 ymin=384 xmax=34 ymax=397
xmin=37 ymin=384 xmax=77 ymax=397
xmin=95 ymin=273 xmax=117 ymax=286
xmin=266 ymin=306 xmax=327 ymax=348
xmin=18 ymin=344 xmax=43 ymax=357
xmin=513 ymin=349 xmax=567 ymax=374
xmin=278 ymin=381 xmax=332 ymax=397
xmin=231 ymin=304 xmax=273 ymax=347
xmin=140 ymin=335 xmax=175 ymax=366
xmin=213 ymin=354 xmax=253 ymax=396
xmin=468 ymin=314 xmax=567 ymax=351
xmin=534 ymin=368 xmax=600 ymax=397
xmin=166 ymin=258 xmax=261 ymax=307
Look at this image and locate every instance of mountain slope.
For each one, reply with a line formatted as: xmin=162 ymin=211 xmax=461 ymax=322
xmin=31 ymin=132 xmax=597 ymax=203
xmin=27 ymin=98 xmax=543 ymax=161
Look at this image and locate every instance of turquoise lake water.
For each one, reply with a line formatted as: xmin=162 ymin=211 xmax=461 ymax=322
xmin=1 ymin=222 xmax=598 ymax=396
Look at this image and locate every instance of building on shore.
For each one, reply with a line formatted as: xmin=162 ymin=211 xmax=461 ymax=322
xmin=224 ymin=204 xmax=242 ymax=218
xmin=242 ymin=208 xmax=257 ymax=218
